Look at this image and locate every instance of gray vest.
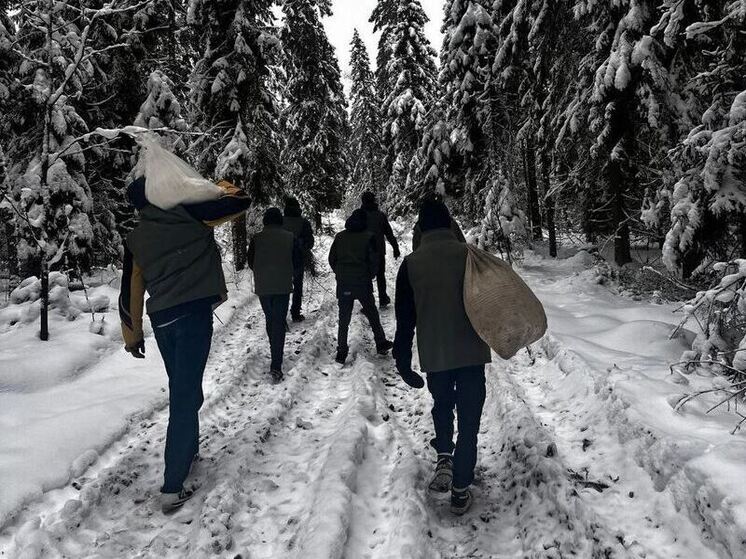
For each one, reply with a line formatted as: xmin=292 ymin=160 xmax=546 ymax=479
xmin=127 ymin=205 xmax=226 ymax=315
xmin=252 ymin=226 xmax=295 ymax=295
xmin=332 ymin=230 xmax=375 ymax=287
xmin=406 ymin=230 xmax=492 ymax=373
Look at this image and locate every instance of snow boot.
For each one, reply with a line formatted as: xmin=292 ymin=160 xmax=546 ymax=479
xmin=160 ymin=488 xmax=194 ymax=514
xmin=335 ymin=346 xmax=349 ymax=365
xmin=270 ymin=369 xmax=284 ymax=384
xmin=376 ymin=340 xmax=394 ymax=355
xmin=429 ymin=454 xmax=453 ymax=493
xmin=450 ymin=487 xmax=473 ymax=516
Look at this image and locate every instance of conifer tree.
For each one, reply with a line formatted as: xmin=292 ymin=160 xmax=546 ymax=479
xmin=189 ymin=0 xmax=283 ymax=270
xmin=348 ymin=30 xmax=385 ymax=203
xmin=281 ymin=0 xmax=349 ymax=223
xmin=370 ymin=0 xmax=399 ymax=101
xmin=382 ymin=0 xmax=437 ymax=215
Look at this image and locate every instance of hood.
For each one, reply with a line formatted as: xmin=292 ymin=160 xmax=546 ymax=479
xmin=127 ymin=177 xmax=148 ymax=210
xmin=284 ymin=205 xmax=301 ymax=218
xmin=345 ymin=209 xmax=368 ymax=233
xmin=361 ymin=198 xmax=378 ymax=212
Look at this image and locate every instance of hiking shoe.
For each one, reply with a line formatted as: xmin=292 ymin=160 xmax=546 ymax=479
xmin=376 ymin=340 xmax=394 ymax=355
xmin=335 ymin=346 xmax=349 ymax=365
xmin=160 ymin=488 xmax=194 ymax=514
xmin=450 ymin=487 xmax=473 ymax=516
xmin=429 ymin=454 xmax=453 ymax=493
xmin=270 ymin=369 xmax=284 ymax=384
xmin=291 ymin=313 xmax=305 ymax=323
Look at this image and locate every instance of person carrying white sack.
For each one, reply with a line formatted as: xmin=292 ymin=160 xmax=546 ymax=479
xmin=119 ymin=141 xmax=252 ymax=513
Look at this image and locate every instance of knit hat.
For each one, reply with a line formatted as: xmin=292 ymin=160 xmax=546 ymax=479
xmin=417 ymin=198 xmax=451 ymax=232
xmin=263 ymin=207 xmax=283 ymax=226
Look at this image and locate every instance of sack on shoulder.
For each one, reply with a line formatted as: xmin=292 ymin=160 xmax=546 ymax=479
xmin=464 ymin=244 xmax=547 ymax=359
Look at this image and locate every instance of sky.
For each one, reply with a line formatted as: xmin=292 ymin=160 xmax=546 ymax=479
xmin=323 ymin=0 xmax=444 ymax=89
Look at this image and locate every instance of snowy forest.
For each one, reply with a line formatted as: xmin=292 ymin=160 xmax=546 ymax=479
xmin=1 ymin=0 xmax=746 ymax=557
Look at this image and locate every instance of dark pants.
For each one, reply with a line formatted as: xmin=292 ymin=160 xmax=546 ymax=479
xmin=153 ymin=306 xmax=213 ymax=494
xmin=259 ymin=294 xmax=290 ymax=371
xmin=426 ymin=365 xmax=486 ymax=489
xmin=375 ymin=254 xmax=389 ymax=304
xmin=337 ymin=284 xmax=386 ymax=350
xmin=291 ymin=266 xmax=304 ymax=318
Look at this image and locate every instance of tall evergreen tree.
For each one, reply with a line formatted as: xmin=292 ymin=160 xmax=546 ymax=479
xmin=369 ymin=0 xmax=399 ymax=101
xmin=382 ymin=0 xmax=437 ymax=215
xmin=348 ymin=29 xmax=385 ymax=202
xmin=281 ymin=0 xmax=349 ymax=223
xmin=189 ymin=0 xmax=283 ymax=270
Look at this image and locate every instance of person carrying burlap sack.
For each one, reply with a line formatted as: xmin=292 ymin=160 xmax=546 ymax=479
xmin=393 ymin=198 xmax=491 ymax=516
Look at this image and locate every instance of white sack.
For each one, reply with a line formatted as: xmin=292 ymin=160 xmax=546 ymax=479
xmin=138 ymin=137 xmax=222 ymax=210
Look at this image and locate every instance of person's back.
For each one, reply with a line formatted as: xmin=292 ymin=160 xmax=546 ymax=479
xmin=251 ymin=226 xmax=295 ymax=296
xmin=405 ymin=231 xmax=491 ymax=373
xmin=330 ymin=212 xmax=377 ymax=291
xmin=360 ymin=191 xmax=399 ymax=307
xmin=282 ymin=197 xmax=314 ymax=321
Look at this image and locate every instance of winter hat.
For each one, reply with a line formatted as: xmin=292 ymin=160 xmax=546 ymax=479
xmin=418 ymin=198 xmax=451 ymax=232
xmin=263 ymin=207 xmax=283 ymax=226
xmin=361 ymin=191 xmax=376 ymax=206
xmin=284 ymin=196 xmax=301 ymax=210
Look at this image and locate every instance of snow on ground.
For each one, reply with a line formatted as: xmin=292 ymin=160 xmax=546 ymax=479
xmin=0 ymin=219 xmax=743 ymax=558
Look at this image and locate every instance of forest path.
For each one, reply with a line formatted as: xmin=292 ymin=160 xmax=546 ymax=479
xmin=0 ymin=230 xmax=726 ymax=559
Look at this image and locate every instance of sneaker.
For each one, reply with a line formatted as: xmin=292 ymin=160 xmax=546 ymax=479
xmin=160 ymin=488 xmax=194 ymax=514
xmin=270 ymin=369 xmax=284 ymax=384
xmin=376 ymin=340 xmax=394 ymax=355
xmin=428 ymin=454 xmax=453 ymax=493
xmin=335 ymin=346 xmax=349 ymax=365
xmin=291 ymin=313 xmax=305 ymax=323
xmin=450 ymin=487 xmax=473 ymax=516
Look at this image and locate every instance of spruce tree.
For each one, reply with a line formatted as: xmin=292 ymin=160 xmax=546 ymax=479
xmin=659 ymin=1 xmax=746 ymax=275
xmin=189 ymin=0 xmax=283 ymax=270
xmin=382 ymin=0 xmax=437 ymax=215
xmin=370 ymin=0 xmax=399 ymax=101
xmin=281 ymin=0 xmax=349 ymax=223
xmin=348 ymin=30 xmax=385 ymax=203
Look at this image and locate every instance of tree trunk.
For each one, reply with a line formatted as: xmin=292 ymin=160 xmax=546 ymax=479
xmin=232 ymin=214 xmax=248 ymax=271
xmin=523 ymin=140 xmax=543 ymax=241
xmin=540 ymin=153 xmax=558 ymax=257
xmin=740 ymin=213 xmax=746 ymax=258
xmin=314 ymin=211 xmax=322 ymax=231
xmin=610 ymin=164 xmax=632 ymax=266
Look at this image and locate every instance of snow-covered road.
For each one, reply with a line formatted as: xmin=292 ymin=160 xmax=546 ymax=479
xmin=0 ymin=230 xmax=739 ymax=558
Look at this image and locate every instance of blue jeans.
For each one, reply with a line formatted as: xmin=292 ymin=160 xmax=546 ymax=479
xmin=153 ymin=306 xmax=213 ymax=493
xmin=426 ymin=365 xmax=486 ymax=488
xmin=259 ymin=294 xmax=290 ymax=371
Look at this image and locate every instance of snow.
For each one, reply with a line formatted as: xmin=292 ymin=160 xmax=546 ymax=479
xmin=1 ymin=221 xmax=745 ymax=557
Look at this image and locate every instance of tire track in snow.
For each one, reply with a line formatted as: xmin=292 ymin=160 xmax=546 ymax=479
xmin=1 ymin=282 xmax=340 ymax=558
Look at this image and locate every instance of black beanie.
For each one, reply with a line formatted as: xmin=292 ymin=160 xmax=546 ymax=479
xmin=263 ymin=207 xmax=283 ymax=226
xmin=284 ymin=196 xmax=300 ymax=209
xmin=361 ymin=191 xmax=376 ymax=206
xmin=418 ymin=198 xmax=451 ymax=232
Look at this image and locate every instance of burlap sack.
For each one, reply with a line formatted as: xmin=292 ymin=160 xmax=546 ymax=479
xmin=464 ymin=244 xmax=547 ymax=359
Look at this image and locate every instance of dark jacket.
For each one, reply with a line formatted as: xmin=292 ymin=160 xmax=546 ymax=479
xmin=394 ymin=229 xmax=491 ymax=373
xmin=248 ymin=225 xmax=301 ymax=296
xmin=328 ymin=212 xmax=379 ymax=295
xmin=119 ymin=178 xmax=251 ymax=348
xmin=361 ymin=198 xmax=399 ymax=258
xmin=412 ymin=218 xmax=465 ymax=251
xmin=283 ymin=206 xmax=315 ymax=252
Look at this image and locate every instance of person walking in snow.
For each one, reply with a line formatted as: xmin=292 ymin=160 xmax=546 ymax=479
xmin=282 ymin=196 xmax=315 ymax=322
xmin=360 ymin=191 xmax=400 ymax=308
xmin=393 ymin=198 xmax=491 ymax=516
xmin=328 ymin=208 xmax=394 ymax=364
xmin=248 ymin=207 xmax=303 ymax=384
xmin=119 ymin=177 xmax=251 ymax=514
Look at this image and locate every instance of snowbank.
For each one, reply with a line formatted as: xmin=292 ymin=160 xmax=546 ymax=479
xmin=522 ymin=250 xmax=746 ymax=557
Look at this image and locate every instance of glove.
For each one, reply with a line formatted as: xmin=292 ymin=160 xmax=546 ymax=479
xmin=393 ymin=247 xmax=401 ymax=260
xmin=398 ymin=367 xmax=425 ymax=389
xmin=125 ymin=339 xmax=146 ymax=359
